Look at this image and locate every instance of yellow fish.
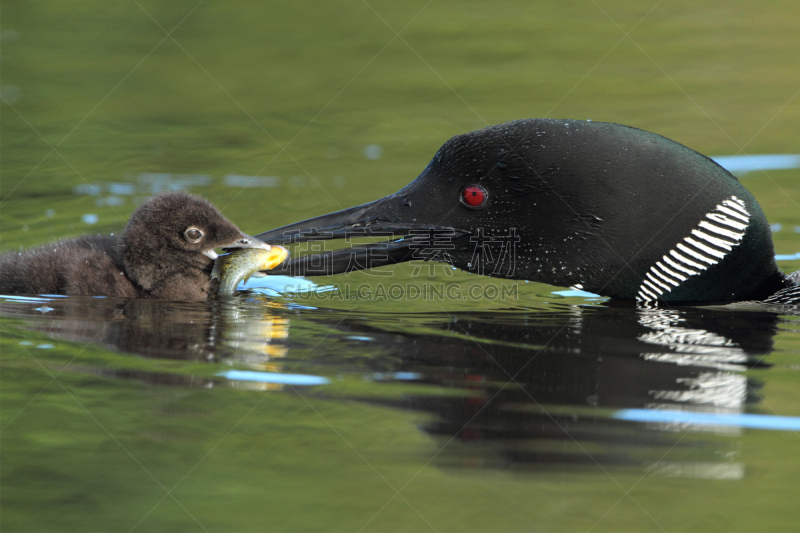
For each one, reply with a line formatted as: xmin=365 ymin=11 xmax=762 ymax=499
xmin=212 ymin=246 xmax=289 ymax=295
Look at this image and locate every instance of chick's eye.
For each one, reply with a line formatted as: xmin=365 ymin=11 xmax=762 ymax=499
xmin=184 ymin=227 xmax=204 ymax=243
xmin=461 ymin=185 xmax=487 ymax=208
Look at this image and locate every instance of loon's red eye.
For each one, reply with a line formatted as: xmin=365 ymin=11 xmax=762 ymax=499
xmin=461 ymin=185 xmax=487 ymax=208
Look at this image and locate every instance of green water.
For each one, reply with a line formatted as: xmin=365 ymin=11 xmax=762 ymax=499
xmin=2 ymin=1 xmax=800 ymax=531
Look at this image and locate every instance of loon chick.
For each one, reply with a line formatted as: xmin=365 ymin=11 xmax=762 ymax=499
xmin=257 ymin=119 xmax=798 ymax=304
xmin=0 ymin=191 xmax=270 ymax=300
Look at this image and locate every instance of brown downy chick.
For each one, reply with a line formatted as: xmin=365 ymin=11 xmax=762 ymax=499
xmin=0 ymin=191 xmax=269 ymax=300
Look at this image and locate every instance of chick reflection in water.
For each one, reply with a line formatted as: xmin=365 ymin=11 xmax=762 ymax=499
xmin=217 ymin=301 xmax=291 ymax=391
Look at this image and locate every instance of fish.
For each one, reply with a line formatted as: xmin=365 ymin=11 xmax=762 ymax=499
xmin=211 ymin=245 xmax=289 ymax=295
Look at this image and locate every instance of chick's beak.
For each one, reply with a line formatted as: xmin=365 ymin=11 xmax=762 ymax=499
xmin=226 ymin=233 xmax=272 ymax=251
xmin=203 ymin=233 xmax=272 ymax=260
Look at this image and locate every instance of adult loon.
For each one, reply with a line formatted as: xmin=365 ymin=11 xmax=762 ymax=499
xmin=0 ymin=191 xmax=276 ymax=300
xmin=256 ymin=119 xmax=800 ymax=305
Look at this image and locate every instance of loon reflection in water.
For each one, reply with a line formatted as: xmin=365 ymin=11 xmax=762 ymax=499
xmin=1 ymin=294 xmax=788 ymax=473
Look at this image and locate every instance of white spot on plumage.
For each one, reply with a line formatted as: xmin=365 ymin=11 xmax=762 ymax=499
xmin=691 ymin=229 xmax=735 ymax=251
xmin=706 ymin=212 xmax=747 ymax=231
xmin=677 ymin=242 xmax=716 ymax=264
xmin=717 ymin=205 xmax=748 ymax=223
xmin=655 ymin=261 xmax=687 ymax=282
xmin=669 ymin=250 xmax=705 ymax=271
xmin=646 ymin=272 xmax=672 ymax=291
xmin=663 ymin=254 xmax=698 ymax=276
xmin=697 ymin=220 xmax=742 ymax=240
xmin=685 ymin=236 xmax=727 ymax=259
xmin=640 ymin=285 xmax=660 ymax=300
xmin=651 ymin=268 xmax=681 ymax=287
xmin=722 ymin=199 xmax=749 ymax=216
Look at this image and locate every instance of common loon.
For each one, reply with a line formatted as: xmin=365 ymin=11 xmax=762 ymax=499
xmin=257 ymin=119 xmax=799 ymax=305
xmin=0 ymin=191 xmax=273 ymax=300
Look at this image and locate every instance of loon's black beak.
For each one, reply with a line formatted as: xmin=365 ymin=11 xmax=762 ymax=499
xmin=255 ymin=193 xmax=465 ymax=276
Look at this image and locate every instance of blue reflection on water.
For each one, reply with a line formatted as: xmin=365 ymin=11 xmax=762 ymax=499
xmin=615 ymin=409 xmax=800 ymax=431
xmin=372 ymin=372 xmax=423 ymax=381
xmin=218 ymin=370 xmax=330 ymax=386
xmin=552 ymin=289 xmax=604 ymax=298
xmin=239 ymin=275 xmax=336 ymax=296
xmin=712 ymin=154 xmax=800 ymax=174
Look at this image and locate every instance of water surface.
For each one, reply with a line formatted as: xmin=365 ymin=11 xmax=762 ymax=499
xmin=3 ymin=282 xmax=800 ymax=531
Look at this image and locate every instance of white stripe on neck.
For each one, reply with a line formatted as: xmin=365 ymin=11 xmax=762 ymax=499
xmin=637 ymin=196 xmax=750 ymax=302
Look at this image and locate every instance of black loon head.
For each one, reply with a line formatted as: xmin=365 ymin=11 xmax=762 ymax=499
xmin=123 ymin=191 xmax=268 ymax=291
xmin=257 ymin=119 xmax=788 ymax=303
